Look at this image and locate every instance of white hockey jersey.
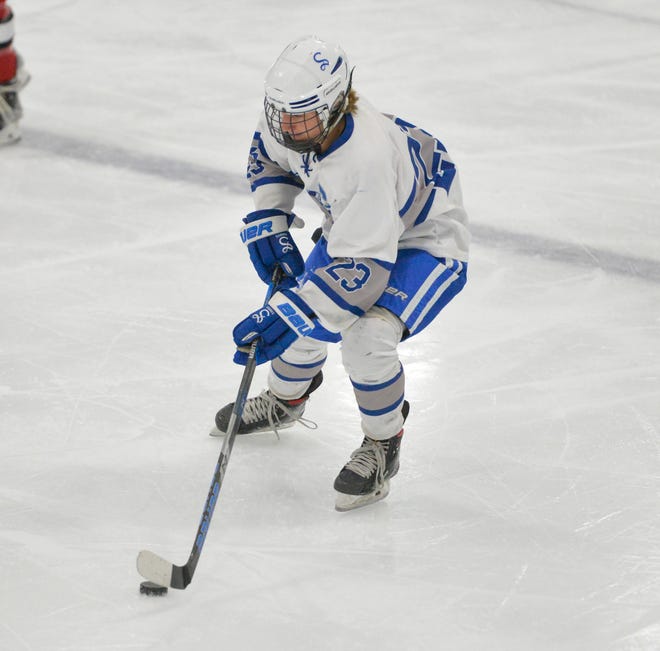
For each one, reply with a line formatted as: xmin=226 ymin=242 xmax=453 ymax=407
xmin=246 ymin=97 xmax=470 ymax=333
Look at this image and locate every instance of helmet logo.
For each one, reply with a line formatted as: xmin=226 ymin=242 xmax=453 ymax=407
xmin=313 ymin=51 xmax=330 ymax=71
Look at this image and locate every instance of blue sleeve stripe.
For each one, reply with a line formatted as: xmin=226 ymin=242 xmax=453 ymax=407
xmin=351 ymin=366 xmax=403 ymax=392
xmin=399 ymin=179 xmax=417 ymax=218
xmin=435 ymin=167 xmax=456 ymax=193
xmin=414 ymin=188 xmax=437 ymax=227
xmin=308 ymin=274 xmax=365 ymax=318
xmin=250 ymin=175 xmax=305 ymax=191
xmin=253 ymin=131 xmax=273 ymax=162
xmin=257 ymin=140 xmax=272 ymax=162
xmin=286 ymin=289 xmax=314 ymax=315
xmin=358 ymin=395 xmax=404 ymax=417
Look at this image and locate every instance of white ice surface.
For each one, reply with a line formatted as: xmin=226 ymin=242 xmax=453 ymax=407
xmin=2 ymin=1 xmax=660 ymax=649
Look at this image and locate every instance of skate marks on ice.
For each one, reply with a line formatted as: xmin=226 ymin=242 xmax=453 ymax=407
xmin=470 ymin=223 xmax=660 ymax=284
xmin=20 ymin=126 xmax=245 ymax=193
xmin=542 ymin=0 xmax=660 ymax=27
xmin=18 ymin=127 xmax=660 ymax=285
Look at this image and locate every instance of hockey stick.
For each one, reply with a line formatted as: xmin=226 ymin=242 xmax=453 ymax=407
xmin=136 ymin=268 xmax=282 ymax=590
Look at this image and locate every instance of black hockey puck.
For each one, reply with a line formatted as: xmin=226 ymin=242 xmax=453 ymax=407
xmin=140 ymin=581 xmax=168 ymax=596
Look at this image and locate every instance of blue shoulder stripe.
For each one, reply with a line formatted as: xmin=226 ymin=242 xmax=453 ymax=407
xmin=251 ymin=175 xmax=305 ymax=191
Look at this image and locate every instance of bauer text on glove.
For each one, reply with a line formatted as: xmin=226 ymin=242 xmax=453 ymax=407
xmin=232 ymin=290 xmax=315 ymax=365
xmin=240 ymin=209 xmax=305 ymax=287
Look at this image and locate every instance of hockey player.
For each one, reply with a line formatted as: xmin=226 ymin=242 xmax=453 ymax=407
xmin=0 ymin=0 xmax=29 ymax=146
xmin=215 ymin=36 xmax=470 ymax=511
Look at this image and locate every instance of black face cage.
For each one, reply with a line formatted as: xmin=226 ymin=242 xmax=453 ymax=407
xmin=264 ymin=101 xmax=332 ymax=154
xmin=264 ymin=79 xmax=351 ymax=155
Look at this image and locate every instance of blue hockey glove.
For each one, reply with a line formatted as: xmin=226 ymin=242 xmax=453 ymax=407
xmin=240 ymin=209 xmax=305 ymax=289
xmin=233 ymin=289 xmax=315 ymax=365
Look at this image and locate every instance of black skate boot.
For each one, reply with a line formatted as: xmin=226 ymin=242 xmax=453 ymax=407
xmin=211 ymin=371 xmax=323 ymax=436
xmin=334 ymin=400 xmax=409 ymax=512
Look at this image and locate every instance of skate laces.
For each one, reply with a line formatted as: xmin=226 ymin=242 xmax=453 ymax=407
xmin=345 ymin=439 xmax=388 ymax=485
xmin=242 ymin=390 xmax=317 ymax=435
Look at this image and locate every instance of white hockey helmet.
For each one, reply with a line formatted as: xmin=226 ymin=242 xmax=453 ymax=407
xmin=264 ymin=35 xmax=353 ymax=154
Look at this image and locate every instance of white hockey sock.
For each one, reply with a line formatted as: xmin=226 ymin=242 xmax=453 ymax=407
xmin=268 ymin=336 xmax=328 ymax=401
xmin=341 ymin=307 xmax=406 ymax=440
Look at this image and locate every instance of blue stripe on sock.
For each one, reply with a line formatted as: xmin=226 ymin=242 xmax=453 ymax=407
xmin=351 ymin=366 xmax=403 ymax=393
xmin=357 ymin=395 xmax=404 ymax=417
xmin=271 ymin=366 xmax=317 ymax=383
xmin=277 ymin=356 xmax=327 ymax=370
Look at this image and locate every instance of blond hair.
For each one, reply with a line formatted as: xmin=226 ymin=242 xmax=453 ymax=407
xmin=345 ymin=89 xmax=359 ymax=115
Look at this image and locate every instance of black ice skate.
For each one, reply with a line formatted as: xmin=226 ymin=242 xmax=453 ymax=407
xmin=211 ymin=372 xmax=323 ymax=437
xmin=334 ymin=400 xmax=410 ymax=512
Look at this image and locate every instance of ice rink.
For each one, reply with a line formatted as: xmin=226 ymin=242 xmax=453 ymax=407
xmin=2 ymin=1 xmax=660 ymax=649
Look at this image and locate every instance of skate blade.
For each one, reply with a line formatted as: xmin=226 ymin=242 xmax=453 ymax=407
xmin=208 ymin=422 xmax=295 ymax=437
xmin=335 ymin=480 xmax=390 ymax=512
